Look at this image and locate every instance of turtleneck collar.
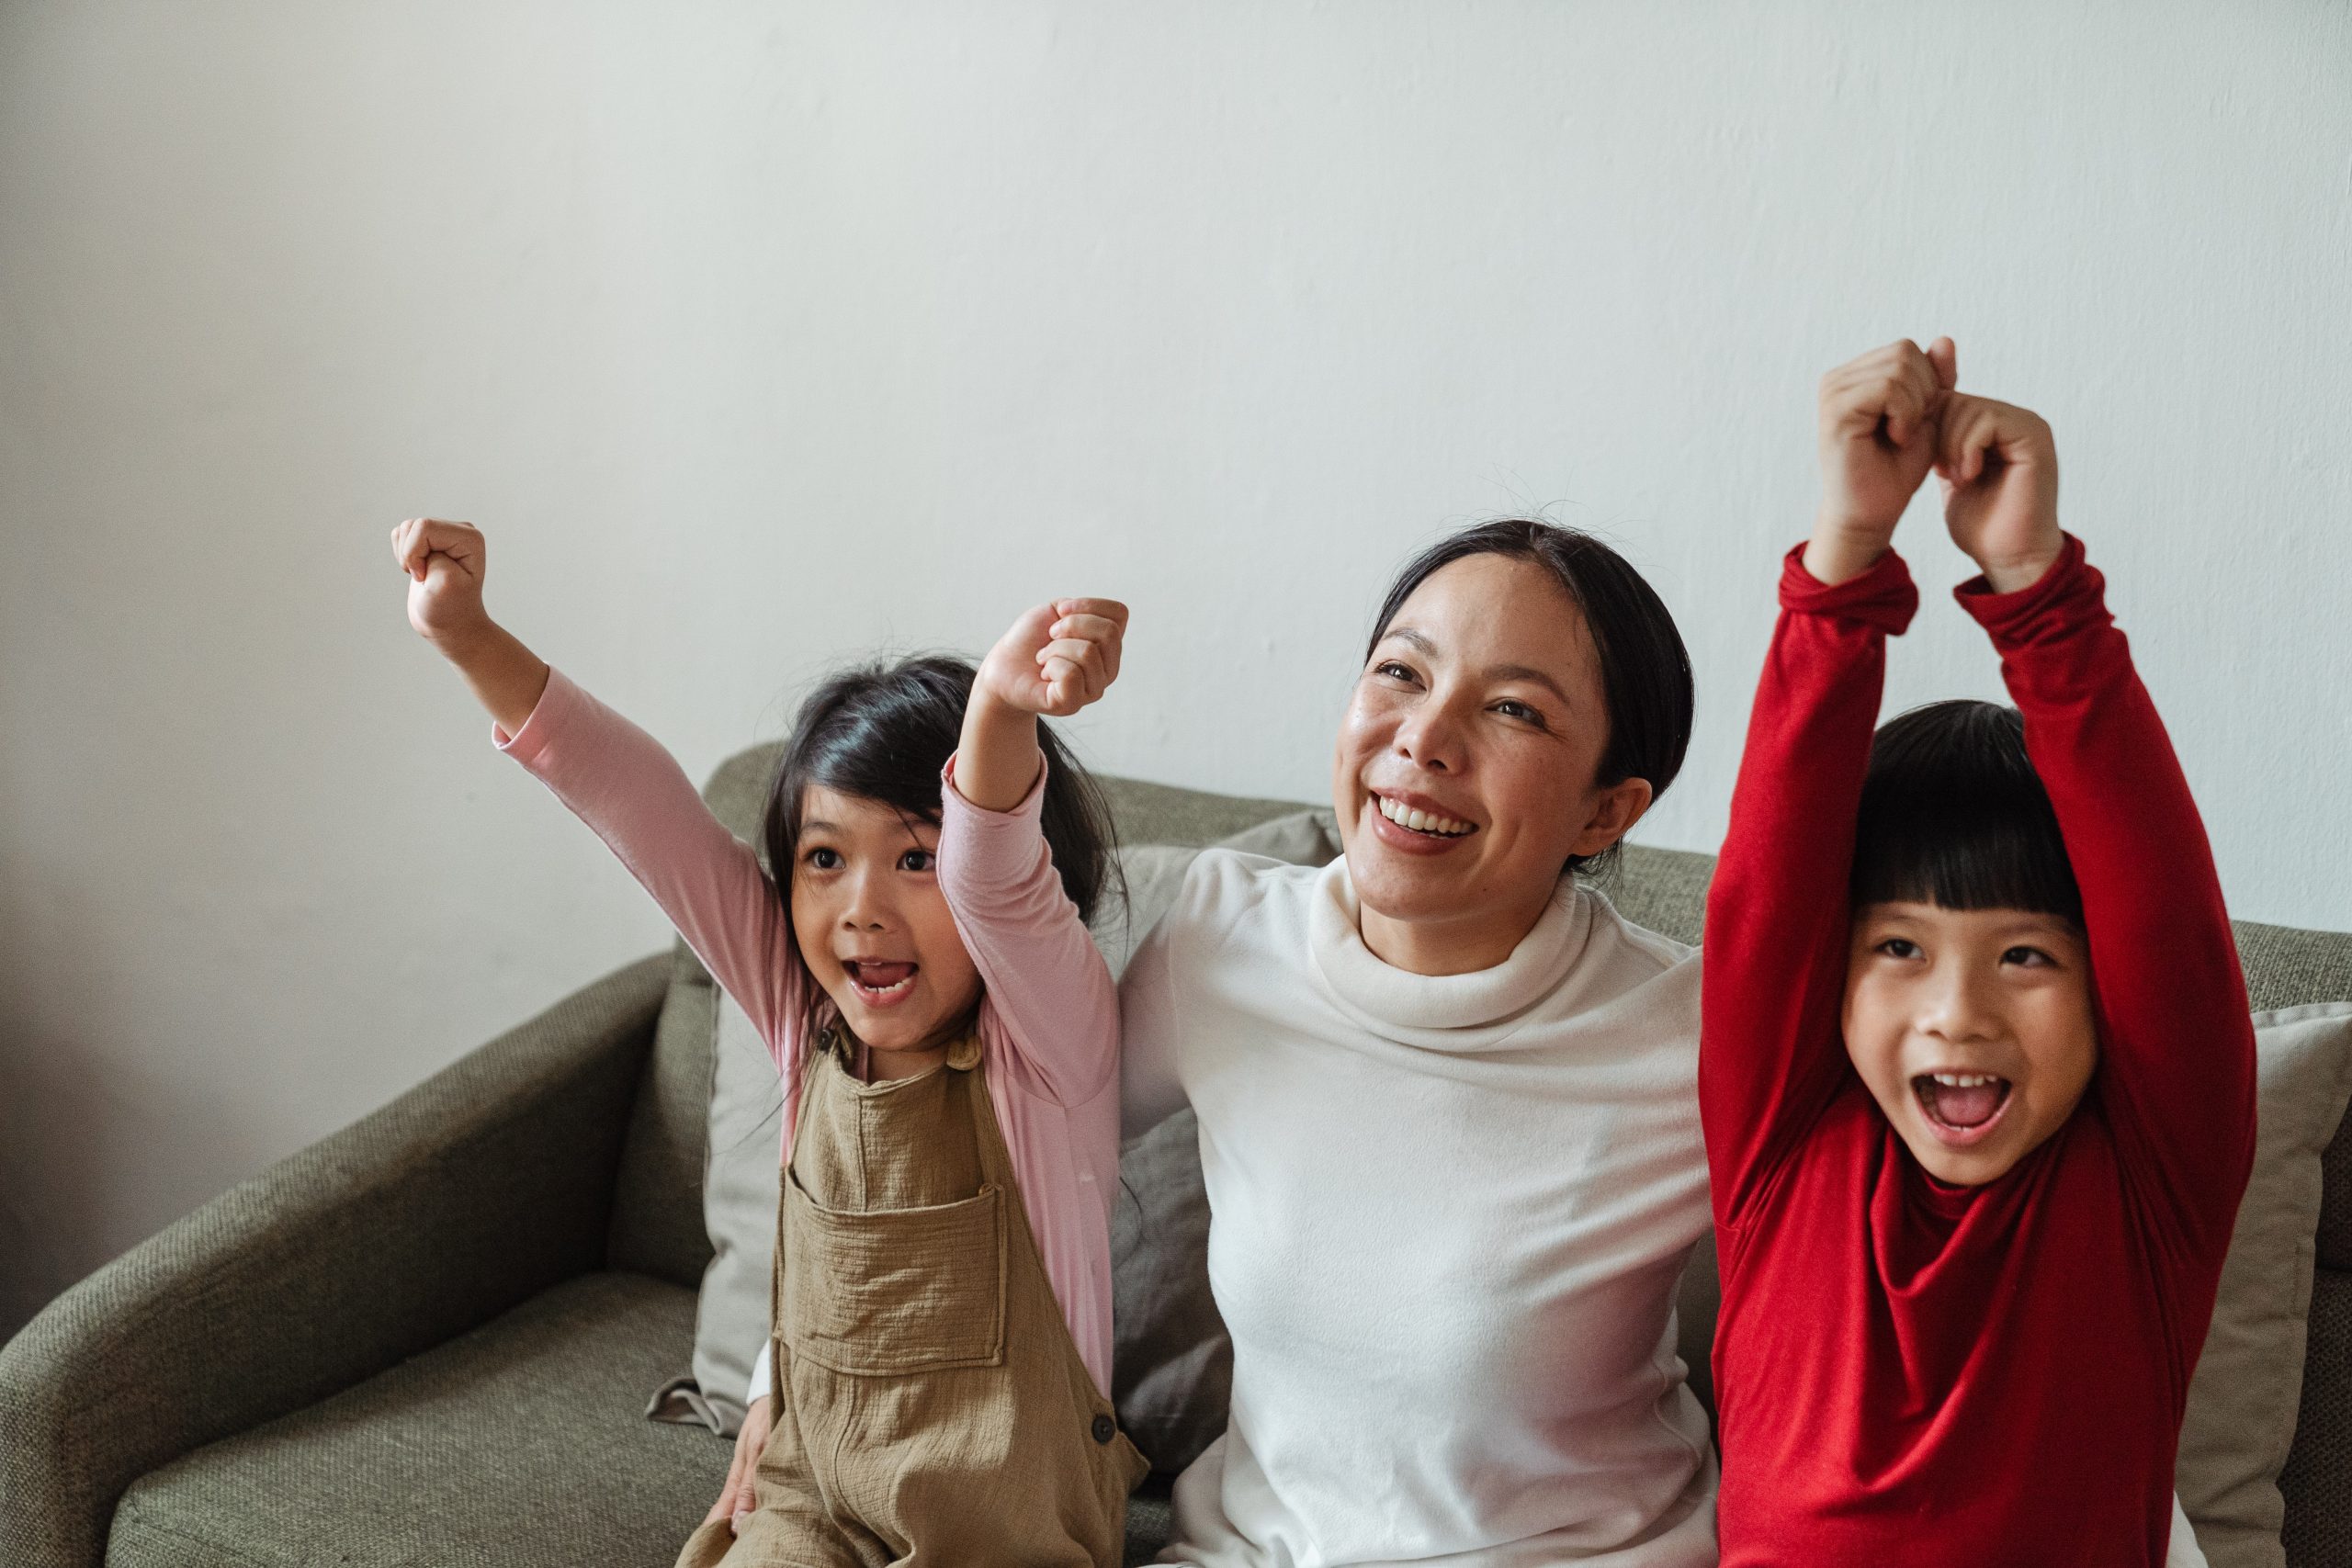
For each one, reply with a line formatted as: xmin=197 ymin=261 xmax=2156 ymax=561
xmin=1306 ymin=855 xmax=1596 ymax=1040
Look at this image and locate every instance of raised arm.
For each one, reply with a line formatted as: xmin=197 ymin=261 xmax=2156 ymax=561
xmin=395 ymin=518 xmax=805 ymax=1050
xmin=941 ymin=597 xmax=1129 ymax=1105
xmin=1702 ymin=551 xmax=1919 ymax=1224
xmin=1935 ymin=399 xmax=2256 ymax=1250
xmin=1700 ymin=341 xmax=1944 ymax=1229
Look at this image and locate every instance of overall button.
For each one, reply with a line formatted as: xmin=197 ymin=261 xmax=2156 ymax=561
xmin=1091 ymin=1414 xmax=1116 ymax=1445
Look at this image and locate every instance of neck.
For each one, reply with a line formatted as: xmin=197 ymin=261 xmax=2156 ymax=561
xmin=838 ymin=1002 xmax=977 ymax=1083
xmin=862 ymin=1042 xmax=949 ymax=1082
xmin=1356 ymin=887 xmax=1554 ymax=976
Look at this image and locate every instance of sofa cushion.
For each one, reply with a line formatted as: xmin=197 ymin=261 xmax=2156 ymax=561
xmin=107 ymin=1271 xmax=723 ymax=1567
xmin=2177 ymin=1004 xmax=2352 ymax=1568
xmin=1592 ymin=842 xmax=1714 ymax=949
xmin=2278 ymin=1268 xmax=2352 ymax=1566
xmin=656 ymin=982 xmax=787 ymax=1435
xmin=107 ymin=1268 xmax=1180 ymax=1568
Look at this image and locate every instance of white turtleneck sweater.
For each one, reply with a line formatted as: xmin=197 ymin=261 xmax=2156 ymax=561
xmin=1120 ymin=850 xmax=1717 ymax=1568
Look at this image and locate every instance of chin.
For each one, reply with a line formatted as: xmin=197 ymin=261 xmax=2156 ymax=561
xmin=1342 ymin=841 xmax=1440 ymax=923
xmin=1905 ymin=1138 xmax=2021 ymax=1187
xmin=820 ymin=992 xmax=927 ymax=1053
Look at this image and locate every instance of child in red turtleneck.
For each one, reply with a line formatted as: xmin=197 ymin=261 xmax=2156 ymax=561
xmin=1701 ymin=336 xmax=2256 ymax=1566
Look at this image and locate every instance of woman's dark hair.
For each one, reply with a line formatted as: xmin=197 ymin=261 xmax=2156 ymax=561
xmin=1365 ymin=518 xmax=1694 ymax=875
xmin=1850 ymin=699 xmax=2083 ymax=923
xmin=758 ymin=653 xmax=1120 ymax=1053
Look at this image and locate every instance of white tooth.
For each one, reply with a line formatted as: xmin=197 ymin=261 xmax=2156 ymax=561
xmin=1407 ymin=809 xmax=1429 ymax=831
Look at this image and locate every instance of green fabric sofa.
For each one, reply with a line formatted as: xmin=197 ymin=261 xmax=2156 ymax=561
xmin=5 ymin=750 xmax=2348 ymax=1567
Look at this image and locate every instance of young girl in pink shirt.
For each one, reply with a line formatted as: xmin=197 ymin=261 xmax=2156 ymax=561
xmin=392 ymin=517 xmax=1148 ymax=1566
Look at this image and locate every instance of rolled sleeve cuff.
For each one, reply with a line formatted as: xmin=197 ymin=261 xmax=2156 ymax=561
xmin=491 ymin=665 xmax=580 ymax=767
xmin=1777 ymin=542 xmax=1920 ymax=635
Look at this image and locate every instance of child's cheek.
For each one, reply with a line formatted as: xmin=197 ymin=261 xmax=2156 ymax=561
xmin=911 ymin=891 xmax=986 ymax=1018
xmin=1839 ymin=980 xmax=1909 ymax=1100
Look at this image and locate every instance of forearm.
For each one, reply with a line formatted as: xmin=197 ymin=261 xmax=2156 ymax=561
xmin=431 ymin=617 xmax=550 ymax=739
xmin=952 ymin=689 xmax=1044 ymax=813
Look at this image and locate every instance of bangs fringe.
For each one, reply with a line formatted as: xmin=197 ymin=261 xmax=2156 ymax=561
xmin=1849 ymin=700 xmax=2083 ymax=924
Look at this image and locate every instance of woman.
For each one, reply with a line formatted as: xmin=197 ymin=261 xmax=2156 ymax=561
xmin=1120 ymin=520 xmax=1715 ymax=1566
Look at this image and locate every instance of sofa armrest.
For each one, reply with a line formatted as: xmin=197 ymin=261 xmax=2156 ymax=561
xmin=0 ymin=951 xmax=671 ymax=1568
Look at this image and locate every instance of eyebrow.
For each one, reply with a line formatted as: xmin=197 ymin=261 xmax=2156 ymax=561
xmin=1379 ymin=626 xmax=1577 ymax=709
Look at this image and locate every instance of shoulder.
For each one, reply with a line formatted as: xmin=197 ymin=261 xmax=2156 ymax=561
xmin=1122 ymin=848 xmax=1321 ymax=1009
xmin=1162 ymin=847 xmax=1322 ymax=938
xmin=1577 ymin=885 xmax=1700 ymax=1004
xmin=1581 ymin=883 xmax=1696 ymax=972
xmin=1542 ymin=884 xmax=1702 ymax=1051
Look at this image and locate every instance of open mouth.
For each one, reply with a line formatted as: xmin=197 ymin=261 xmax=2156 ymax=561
xmin=843 ymin=959 xmax=919 ymax=1006
xmin=1371 ymin=792 xmax=1476 ymax=840
xmin=1912 ymin=1072 xmax=2013 ymax=1146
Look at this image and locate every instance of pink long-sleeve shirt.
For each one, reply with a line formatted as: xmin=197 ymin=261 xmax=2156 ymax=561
xmin=497 ymin=668 xmax=1124 ymax=1393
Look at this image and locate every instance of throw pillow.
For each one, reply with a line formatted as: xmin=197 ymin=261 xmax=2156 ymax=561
xmin=2177 ymin=1002 xmax=2352 ymax=1568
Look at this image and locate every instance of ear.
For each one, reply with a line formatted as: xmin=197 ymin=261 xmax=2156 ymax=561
xmin=1568 ymin=775 xmax=1656 ymax=858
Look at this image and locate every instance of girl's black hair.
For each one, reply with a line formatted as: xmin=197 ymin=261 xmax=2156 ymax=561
xmin=1365 ymin=518 xmax=1695 ymax=875
xmin=759 ymin=653 xmax=1120 ymax=1054
xmin=1850 ymin=699 xmax=2083 ymax=923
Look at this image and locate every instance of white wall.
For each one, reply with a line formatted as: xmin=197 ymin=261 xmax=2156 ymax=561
xmin=3 ymin=0 xmax=2347 ymax=1332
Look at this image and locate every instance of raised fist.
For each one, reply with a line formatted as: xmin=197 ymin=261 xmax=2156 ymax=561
xmin=391 ymin=517 xmax=491 ymax=644
xmin=1935 ymin=393 xmax=2062 ymax=594
xmin=976 ymin=597 xmax=1129 ymax=718
xmin=1807 ymin=336 xmax=1958 ymax=583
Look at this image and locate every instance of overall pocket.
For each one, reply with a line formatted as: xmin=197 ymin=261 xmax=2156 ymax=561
xmin=781 ymin=1168 xmax=1008 ymax=1376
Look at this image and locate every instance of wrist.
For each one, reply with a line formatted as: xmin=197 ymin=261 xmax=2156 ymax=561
xmin=967 ymin=678 xmax=1037 ymax=727
xmin=1978 ymin=546 xmax=2063 ymax=594
xmin=425 ymin=615 xmax=504 ymax=667
xmin=1803 ymin=513 xmax=1894 ymax=586
xmin=952 ymin=694 xmax=1043 ymax=812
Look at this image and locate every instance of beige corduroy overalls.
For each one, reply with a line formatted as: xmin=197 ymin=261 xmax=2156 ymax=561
xmin=677 ymin=1026 xmax=1146 ymax=1568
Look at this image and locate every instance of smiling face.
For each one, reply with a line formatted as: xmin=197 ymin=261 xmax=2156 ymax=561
xmin=1842 ymin=901 xmax=2099 ymax=1185
xmin=786 ymin=784 xmax=982 ymax=1066
xmin=1330 ymin=552 xmax=1655 ymax=976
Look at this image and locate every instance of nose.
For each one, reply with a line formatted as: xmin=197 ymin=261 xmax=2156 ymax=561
xmin=1392 ymin=689 xmax=1471 ymax=775
xmin=837 ymin=863 xmax=891 ymax=932
xmin=1917 ymin=960 xmax=2001 ymax=1045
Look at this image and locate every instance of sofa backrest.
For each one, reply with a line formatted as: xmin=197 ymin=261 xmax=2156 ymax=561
xmin=604 ymin=758 xmax=2352 ymax=1555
